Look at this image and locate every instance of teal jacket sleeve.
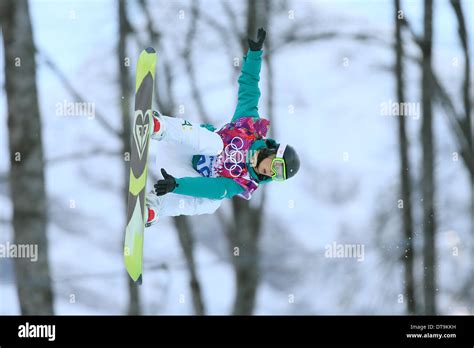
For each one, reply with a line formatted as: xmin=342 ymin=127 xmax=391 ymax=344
xmin=232 ymin=49 xmax=263 ymax=122
xmin=174 ymin=176 xmax=245 ymax=199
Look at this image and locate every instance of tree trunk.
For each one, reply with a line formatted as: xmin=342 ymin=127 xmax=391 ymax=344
xmin=421 ymin=0 xmax=437 ymax=315
xmin=136 ymin=0 xmax=207 ymax=315
xmin=262 ymin=0 xmax=275 ymax=138
xmin=174 ymin=216 xmax=206 ymax=315
xmin=449 ymin=0 xmax=474 ymax=309
xmin=117 ymin=0 xmax=141 ymax=315
xmin=1 ymin=0 xmax=54 ymax=314
xmin=229 ymin=0 xmax=269 ymax=315
xmin=394 ymin=0 xmax=417 ymax=315
xmin=229 ymin=199 xmax=263 ymax=315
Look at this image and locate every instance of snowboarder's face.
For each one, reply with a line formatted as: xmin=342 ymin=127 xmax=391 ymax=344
xmin=257 ymin=154 xmax=276 ymax=177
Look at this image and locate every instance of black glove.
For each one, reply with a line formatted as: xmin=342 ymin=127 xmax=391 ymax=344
xmin=248 ymin=27 xmax=266 ymax=51
xmin=154 ymin=168 xmax=178 ymax=196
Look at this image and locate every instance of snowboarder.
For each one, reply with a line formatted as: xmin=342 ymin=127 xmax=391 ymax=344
xmin=145 ymin=28 xmax=300 ymax=226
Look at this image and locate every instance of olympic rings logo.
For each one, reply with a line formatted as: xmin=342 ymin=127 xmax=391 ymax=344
xmin=223 ymin=137 xmax=245 ymax=178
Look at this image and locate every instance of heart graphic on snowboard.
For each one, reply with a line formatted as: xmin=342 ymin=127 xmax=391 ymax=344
xmin=133 ymin=109 xmax=152 ymax=160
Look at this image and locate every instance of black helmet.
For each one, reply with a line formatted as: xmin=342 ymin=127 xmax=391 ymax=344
xmin=280 ymin=144 xmax=300 ymax=179
xmin=256 ymin=140 xmax=300 ymax=181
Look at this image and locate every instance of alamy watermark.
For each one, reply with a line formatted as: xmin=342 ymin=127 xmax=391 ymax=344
xmin=56 ymin=99 xmax=95 ymax=119
xmin=380 ymin=99 xmax=420 ymax=120
xmin=0 ymin=242 xmax=38 ymax=262
xmin=325 ymin=242 xmax=365 ymax=262
xmin=18 ymin=322 xmax=55 ymax=341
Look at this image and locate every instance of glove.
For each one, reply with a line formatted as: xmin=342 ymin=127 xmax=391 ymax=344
xmin=154 ymin=168 xmax=178 ymax=196
xmin=248 ymin=27 xmax=266 ymax=51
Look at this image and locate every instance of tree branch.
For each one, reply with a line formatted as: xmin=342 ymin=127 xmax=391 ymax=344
xmin=449 ymin=0 xmax=472 ymax=149
xmin=199 ymin=10 xmax=241 ymax=82
xmin=0 ymin=218 xmax=11 ymax=225
xmin=401 ymin=17 xmax=474 ymax=177
xmin=136 ymin=1 xmax=207 ymax=315
xmin=450 ymin=0 xmax=474 ymax=308
xmin=136 ymin=0 xmax=174 ymax=113
xmin=182 ymin=0 xmax=211 ymax=124
xmin=46 ymin=148 xmax=121 ymax=165
xmin=270 ymin=30 xmax=389 ymax=54
xmin=36 ymin=49 xmax=122 ymax=138
xmin=221 ymin=1 xmax=245 ymax=51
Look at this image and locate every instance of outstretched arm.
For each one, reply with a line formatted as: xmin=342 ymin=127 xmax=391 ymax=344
xmin=154 ymin=169 xmax=245 ymax=199
xmin=232 ymin=28 xmax=266 ymax=122
xmin=174 ymin=176 xmax=245 ymax=199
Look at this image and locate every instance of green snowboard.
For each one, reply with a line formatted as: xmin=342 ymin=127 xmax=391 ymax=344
xmin=124 ymin=47 xmax=157 ymax=284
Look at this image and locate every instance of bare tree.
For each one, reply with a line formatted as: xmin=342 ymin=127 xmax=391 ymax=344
xmin=137 ymin=0 xmax=206 ymax=315
xmin=181 ymin=0 xmax=211 ymax=125
xmin=421 ymin=0 xmax=437 ymax=315
xmin=226 ymin=0 xmax=270 ymax=315
xmin=394 ymin=0 xmax=417 ymax=315
xmin=1 ymin=0 xmax=54 ymax=314
xmin=262 ymin=1 xmax=275 ymax=137
xmin=173 ymin=215 xmax=206 ymax=314
xmin=400 ymin=17 xmax=473 ymax=178
xmin=117 ymin=0 xmax=141 ymax=315
xmin=449 ymin=0 xmax=472 ymax=160
xmin=449 ymin=0 xmax=473 ymax=307
xmin=36 ymin=50 xmax=121 ymax=139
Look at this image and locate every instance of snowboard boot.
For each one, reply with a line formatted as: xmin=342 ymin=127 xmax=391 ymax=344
xmin=145 ymin=193 xmax=164 ymax=227
xmin=150 ymin=110 xmax=166 ymax=141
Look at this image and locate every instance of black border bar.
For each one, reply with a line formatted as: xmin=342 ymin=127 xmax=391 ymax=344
xmin=0 ymin=315 xmax=472 ymax=346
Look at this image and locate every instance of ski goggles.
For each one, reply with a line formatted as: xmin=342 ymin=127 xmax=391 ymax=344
xmin=271 ymin=144 xmax=287 ymax=181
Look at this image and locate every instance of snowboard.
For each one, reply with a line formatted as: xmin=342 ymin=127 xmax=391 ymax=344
xmin=124 ymin=47 xmax=157 ymax=284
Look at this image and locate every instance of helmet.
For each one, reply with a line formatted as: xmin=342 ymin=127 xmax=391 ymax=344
xmin=271 ymin=144 xmax=300 ymax=181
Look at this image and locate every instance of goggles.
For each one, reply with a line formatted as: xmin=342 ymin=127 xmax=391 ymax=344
xmin=271 ymin=144 xmax=287 ymax=181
